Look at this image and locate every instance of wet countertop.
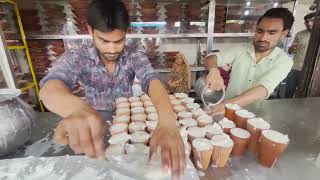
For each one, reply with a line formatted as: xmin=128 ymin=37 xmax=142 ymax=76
xmin=1 ymin=98 xmax=320 ymax=180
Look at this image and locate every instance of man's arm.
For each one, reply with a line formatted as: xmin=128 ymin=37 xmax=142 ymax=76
xmin=131 ymin=51 xmax=185 ymax=179
xmin=39 ymin=52 xmax=106 ymax=160
xmin=210 ymin=85 xmax=267 ymax=115
xmin=210 ymin=53 xmax=293 ymax=115
xmin=40 ymin=80 xmax=91 ymax=117
xmin=288 ymin=33 xmax=299 ymax=54
xmin=40 ymin=80 xmax=106 ymax=159
xmin=148 ymin=79 xmax=185 ymax=180
xmin=225 ymin=85 xmax=267 ymax=106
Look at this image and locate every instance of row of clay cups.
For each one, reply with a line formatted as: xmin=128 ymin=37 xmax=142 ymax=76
xmin=105 ymin=143 xmax=149 ymax=158
xmin=223 ymin=104 xmax=282 ymax=155
xmin=190 ymin=133 xmax=234 ymax=170
xmin=189 ymin=127 xmax=283 ymax=170
xmin=217 ymin=117 xmax=267 ymax=156
xmin=115 ymin=95 xmax=151 ymax=104
xmin=224 ymin=103 xmax=257 ymax=129
xmin=108 ymin=131 xmax=151 ymax=146
xmin=111 ymin=119 xmax=159 ymax=135
xmin=115 ymin=106 xmax=157 ymax=117
xmin=229 ymin=127 xmax=289 ymax=168
xmin=171 ymin=98 xmax=199 ymax=112
xmin=188 ymin=127 xmax=252 ymax=170
xmin=116 ymin=98 xmax=154 ymax=108
xmin=185 ymin=125 xmax=249 ymax=167
xmin=169 ymin=93 xmax=197 ymax=106
xmin=178 ymin=113 xmax=214 ymax=129
xmin=179 ymin=123 xmax=232 ymax=170
xmin=218 ymin=115 xmax=289 ymax=168
xmin=113 ymin=112 xmax=158 ymax=124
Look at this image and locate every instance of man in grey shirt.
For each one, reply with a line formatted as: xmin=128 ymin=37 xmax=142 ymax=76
xmin=286 ymin=12 xmax=315 ymax=98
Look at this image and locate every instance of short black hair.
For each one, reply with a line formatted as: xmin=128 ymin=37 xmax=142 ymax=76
xmin=87 ymin=0 xmax=130 ymax=32
xmin=257 ymin=8 xmax=294 ymax=31
xmin=304 ymin=12 xmax=315 ymax=21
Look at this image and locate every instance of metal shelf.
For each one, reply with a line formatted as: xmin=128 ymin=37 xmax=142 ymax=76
xmin=27 ymin=33 xmax=209 ymax=40
xmin=26 ymin=33 xmax=255 ymax=40
xmin=20 ymin=82 xmax=35 ymax=92
xmin=156 ymin=65 xmax=206 ymax=73
xmin=8 ymin=45 xmax=25 ymax=50
xmin=26 ymin=65 xmax=206 ymax=74
xmin=27 ymin=35 xmax=91 ymax=40
xmin=127 ymin=33 xmax=209 ymax=38
xmin=212 ymin=33 xmax=255 ymax=37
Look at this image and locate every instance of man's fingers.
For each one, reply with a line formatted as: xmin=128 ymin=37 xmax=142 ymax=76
xmin=54 ymin=122 xmax=68 ymax=145
xmin=79 ymin=125 xmax=96 ymax=158
xmin=177 ymin=141 xmax=186 ymax=176
xmin=89 ymin=121 xmax=106 ymax=159
xmin=161 ymin=148 xmax=171 ymax=172
xmin=68 ymin=127 xmax=82 ymax=154
xmin=170 ymin=146 xmax=181 ymax=180
xmin=149 ymin=139 xmax=157 ymax=162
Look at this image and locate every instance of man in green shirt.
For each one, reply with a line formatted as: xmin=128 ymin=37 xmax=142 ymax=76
xmin=205 ymin=8 xmax=294 ymax=115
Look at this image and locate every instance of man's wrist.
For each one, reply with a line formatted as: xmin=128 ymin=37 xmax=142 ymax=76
xmin=157 ymin=110 xmax=177 ymax=127
xmin=209 ymin=67 xmax=221 ymax=77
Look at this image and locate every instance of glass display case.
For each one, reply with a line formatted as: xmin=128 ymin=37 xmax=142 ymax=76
xmin=18 ymin=0 xmax=211 ymax=85
xmin=19 ymin=0 xmax=209 ymax=36
xmin=1 ymin=0 xmax=296 ymax=92
xmin=224 ymin=1 xmax=274 ymax=33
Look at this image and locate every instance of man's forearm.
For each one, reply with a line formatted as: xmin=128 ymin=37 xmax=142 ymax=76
xmin=148 ymin=79 xmax=176 ymax=126
xmin=40 ymin=80 xmax=94 ymax=118
xmin=224 ymin=85 xmax=268 ymax=107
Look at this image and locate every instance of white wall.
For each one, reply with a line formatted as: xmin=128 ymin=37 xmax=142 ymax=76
xmin=289 ymin=3 xmax=315 ymax=35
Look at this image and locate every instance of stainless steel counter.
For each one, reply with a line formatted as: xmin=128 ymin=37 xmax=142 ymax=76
xmin=1 ymin=98 xmax=320 ymax=179
xmin=202 ymin=97 xmax=320 ymax=180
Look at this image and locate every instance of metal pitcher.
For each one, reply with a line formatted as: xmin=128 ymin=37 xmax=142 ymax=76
xmin=0 ymin=90 xmax=34 ymax=156
xmin=194 ymin=75 xmax=225 ymax=108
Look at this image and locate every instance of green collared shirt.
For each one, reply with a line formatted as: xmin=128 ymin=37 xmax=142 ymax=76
xmin=210 ymin=43 xmax=293 ymax=99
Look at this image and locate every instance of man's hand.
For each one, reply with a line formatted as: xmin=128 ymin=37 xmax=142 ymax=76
xmin=149 ymin=119 xmax=186 ymax=180
xmin=288 ymin=43 xmax=298 ymax=54
xmin=147 ymin=80 xmax=186 ymax=179
xmin=206 ymin=68 xmax=225 ymax=91
xmin=54 ymin=108 xmax=106 ymax=159
xmin=208 ymin=102 xmax=226 ymax=116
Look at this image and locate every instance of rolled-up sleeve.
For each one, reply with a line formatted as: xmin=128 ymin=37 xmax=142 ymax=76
xmin=254 ymin=56 xmax=293 ymax=98
xmin=130 ymin=51 xmax=159 ymax=93
xmin=204 ymin=47 xmax=242 ymax=67
xmin=39 ymin=51 xmax=79 ymax=89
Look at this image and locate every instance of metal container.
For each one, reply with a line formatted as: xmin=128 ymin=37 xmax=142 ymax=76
xmin=194 ymin=75 xmax=225 ymax=107
xmin=0 ymin=92 xmax=34 ymax=156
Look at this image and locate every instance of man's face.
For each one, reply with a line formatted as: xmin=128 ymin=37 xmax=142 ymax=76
xmin=305 ymin=17 xmax=314 ymax=31
xmin=89 ymin=27 xmax=126 ymax=61
xmin=254 ymin=18 xmax=288 ymax=52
